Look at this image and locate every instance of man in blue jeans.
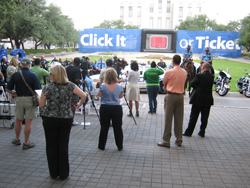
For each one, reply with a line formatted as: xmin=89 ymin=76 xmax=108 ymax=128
xmin=143 ymin=61 xmax=164 ymax=113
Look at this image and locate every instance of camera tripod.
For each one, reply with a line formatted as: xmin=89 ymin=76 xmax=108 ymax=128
xmin=81 ymin=82 xmax=100 ymax=130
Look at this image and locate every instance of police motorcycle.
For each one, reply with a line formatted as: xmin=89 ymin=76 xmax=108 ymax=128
xmin=213 ymin=68 xmax=231 ymax=96
xmin=236 ymin=69 xmax=250 ymax=98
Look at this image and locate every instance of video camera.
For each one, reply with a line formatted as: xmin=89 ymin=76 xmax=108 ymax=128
xmin=80 ymin=56 xmax=90 ymax=71
xmin=113 ymin=56 xmax=120 ymax=62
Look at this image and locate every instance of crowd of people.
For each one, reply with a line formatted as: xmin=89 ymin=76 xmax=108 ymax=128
xmin=2 ymin=47 xmax=215 ymax=180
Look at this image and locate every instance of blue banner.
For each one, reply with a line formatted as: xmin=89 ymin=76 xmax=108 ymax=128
xmin=177 ymin=30 xmax=241 ymax=58
xmin=78 ymin=29 xmax=141 ymax=53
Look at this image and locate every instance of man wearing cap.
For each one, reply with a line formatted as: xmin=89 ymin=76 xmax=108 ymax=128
xmin=180 ymin=45 xmax=193 ymax=68
xmin=200 ymin=47 xmax=214 ymax=75
xmin=6 ymin=57 xmax=41 ymax=149
xmin=201 ymin=47 xmax=213 ymax=64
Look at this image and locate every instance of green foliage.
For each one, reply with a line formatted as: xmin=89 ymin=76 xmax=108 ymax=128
xmin=176 ymin=14 xmax=241 ymax=32
xmin=94 ymin=19 xmax=139 ymax=29
xmin=241 ymin=53 xmax=250 ymax=58
xmin=0 ymin=0 xmax=79 ymax=50
xmin=0 ymin=0 xmax=25 ymax=33
xmin=238 ymin=15 xmax=250 ymax=51
xmin=194 ymin=59 xmax=250 ymax=92
xmin=11 ymin=48 xmax=78 ymax=55
xmin=99 ymin=52 xmax=113 ymax=55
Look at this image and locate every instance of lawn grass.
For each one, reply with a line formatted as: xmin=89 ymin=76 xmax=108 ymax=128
xmin=194 ymin=59 xmax=250 ymax=92
xmin=48 ymin=56 xmax=250 ymax=93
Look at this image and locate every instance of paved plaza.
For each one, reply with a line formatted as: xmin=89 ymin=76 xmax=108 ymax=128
xmin=0 ymin=92 xmax=250 ymax=188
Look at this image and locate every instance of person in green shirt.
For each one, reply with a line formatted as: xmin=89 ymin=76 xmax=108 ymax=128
xmin=30 ymin=58 xmax=50 ymax=86
xmin=143 ymin=61 xmax=164 ymax=113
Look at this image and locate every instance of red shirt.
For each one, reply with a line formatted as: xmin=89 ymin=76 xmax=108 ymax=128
xmin=163 ymin=66 xmax=187 ymax=94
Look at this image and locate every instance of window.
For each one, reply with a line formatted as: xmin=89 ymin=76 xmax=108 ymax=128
xmin=149 ymin=17 xmax=153 ymax=28
xmin=166 ymin=7 xmax=170 ymax=13
xmin=167 ymin=1 xmax=171 ymax=4
xmin=158 ymin=6 xmax=162 ymax=13
xmin=129 ymin=6 xmax=133 ymax=17
xmin=198 ymin=7 xmax=201 ymax=12
xmin=150 ymin=7 xmax=154 ymax=13
xmin=120 ymin=6 xmax=124 ymax=16
xmin=179 ymin=19 xmax=182 ymax=24
xmin=159 ymin=0 xmax=162 ymax=3
xmin=120 ymin=16 xmax=124 ymax=20
xmin=157 ymin=17 xmax=162 ymax=28
xmin=165 ymin=17 xmax=170 ymax=29
xmin=188 ymin=7 xmax=192 ymax=17
xmin=137 ymin=6 xmax=141 ymax=17
xmin=179 ymin=7 xmax=183 ymax=17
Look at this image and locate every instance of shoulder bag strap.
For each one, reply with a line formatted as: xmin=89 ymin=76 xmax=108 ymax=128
xmin=20 ymin=70 xmax=36 ymax=96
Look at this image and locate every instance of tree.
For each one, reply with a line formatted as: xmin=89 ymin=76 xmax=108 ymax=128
xmin=2 ymin=0 xmax=46 ymax=49
xmin=94 ymin=19 xmax=139 ymax=29
xmin=0 ymin=0 xmax=26 ymax=34
xmin=176 ymin=15 xmax=215 ymax=31
xmin=227 ymin=20 xmax=241 ymax=32
xmin=32 ymin=4 xmax=78 ymax=49
xmin=238 ymin=15 xmax=250 ymax=51
xmin=176 ymin=14 xmax=241 ymax=32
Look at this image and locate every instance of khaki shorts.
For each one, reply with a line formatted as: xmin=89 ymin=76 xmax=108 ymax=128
xmin=71 ymin=94 xmax=79 ymax=107
xmin=16 ymin=97 xmax=37 ymax=120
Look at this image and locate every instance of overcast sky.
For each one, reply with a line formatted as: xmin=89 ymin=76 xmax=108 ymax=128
xmin=46 ymin=0 xmax=250 ymax=30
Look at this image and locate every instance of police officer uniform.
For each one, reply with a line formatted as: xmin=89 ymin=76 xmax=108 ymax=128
xmin=181 ymin=45 xmax=193 ymax=68
xmin=200 ymin=47 xmax=214 ymax=75
xmin=157 ymin=61 xmax=167 ymax=69
xmin=200 ymin=47 xmax=213 ymax=63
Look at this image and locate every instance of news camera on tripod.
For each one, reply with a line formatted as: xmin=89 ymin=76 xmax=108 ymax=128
xmin=80 ymin=56 xmax=92 ymax=75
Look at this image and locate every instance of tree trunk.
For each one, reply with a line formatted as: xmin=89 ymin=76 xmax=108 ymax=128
xmin=10 ymin=39 xmax=14 ymax=49
xmin=15 ymin=40 xmax=21 ymax=49
xmin=21 ymin=43 xmax=24 ymax=49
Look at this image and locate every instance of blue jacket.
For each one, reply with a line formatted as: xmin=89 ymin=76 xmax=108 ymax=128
xmin=96 ymin=60 xmax=106 ymax=69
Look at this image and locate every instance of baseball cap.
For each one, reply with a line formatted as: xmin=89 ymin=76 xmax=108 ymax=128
xmin=205 ymin=47 xmax=210 ymax=51
xmin=187 ymin=45 xmax=191 ymax=48
xmin=21 ymin=57 xmax=31 ymax=65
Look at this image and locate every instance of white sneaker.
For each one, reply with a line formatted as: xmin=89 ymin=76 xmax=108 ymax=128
xmin=72 ymin=121 xmax=79 ymax=126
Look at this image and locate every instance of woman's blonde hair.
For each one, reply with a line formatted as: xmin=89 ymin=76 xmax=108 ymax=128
xmin=49 ymin=65 xmax=69 ymax=84
xmin=104 ymin=68 xmax=118 ymax=84
xmin=10 ymin=57 xmax=19 ymax=67
xmin=0 ymin=72 xmax=3 ymax=81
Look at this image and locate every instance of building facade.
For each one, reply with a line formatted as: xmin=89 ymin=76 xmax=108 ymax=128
xmin=117 ymin=0 xmax=206 ymax=29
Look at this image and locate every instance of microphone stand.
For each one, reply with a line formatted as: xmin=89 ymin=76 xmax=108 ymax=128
xmin=80 ymin=82 xmax=91 ymax=129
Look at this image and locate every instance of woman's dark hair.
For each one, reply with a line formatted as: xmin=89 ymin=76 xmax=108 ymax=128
xmin=130 ymin=61 xmax=138 ymax=71
xmin=151 ymin=61 xmax=156 ymax=68
xmin=106 ymin=58 xmax=113 ymax=67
